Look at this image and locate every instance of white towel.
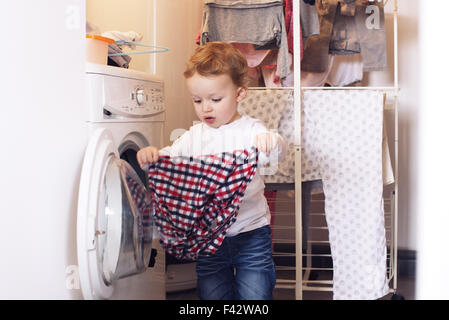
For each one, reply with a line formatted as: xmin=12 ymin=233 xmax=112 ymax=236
xmin=303 ymin=90 xmax=389 ymax=300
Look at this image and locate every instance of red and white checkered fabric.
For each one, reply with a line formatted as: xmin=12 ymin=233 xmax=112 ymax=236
xmin=125 ymin=174 xmax=153 ymax=242
xmin=147 ymin=148 xmax=258 ymax=261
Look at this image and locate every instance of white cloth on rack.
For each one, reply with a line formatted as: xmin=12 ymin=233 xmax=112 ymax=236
xmin=326 ymin=53 xmax=364 ymax=87
xmin=240 ymin=88 xmax=393 ymax=299
xmin=238 ymin=89 xmax=288 ymax=132
xmin=303 ymin=90 xmax=389 ymax=300
xmin=240 ymin=88 xmax=395 ymax=186
xmin=238 ymin=89 xmax=293 ymax=180
xmin=300 ymin=53 xmax=363 ymax=88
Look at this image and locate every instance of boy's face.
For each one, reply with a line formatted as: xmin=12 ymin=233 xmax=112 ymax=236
xmin=186 ymin=73 xmax=247 ymax=129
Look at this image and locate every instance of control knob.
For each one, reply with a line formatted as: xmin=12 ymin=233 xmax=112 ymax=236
xmin=136 ymin=89 xmax=145 ymax=105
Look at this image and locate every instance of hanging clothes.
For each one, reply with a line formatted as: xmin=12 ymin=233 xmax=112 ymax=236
xmin=340 ymin=0 xmax=356 ymax=16
xmin=326 ymin=53 xmax=363 ymax=86
xmin=299 ymin=53 xmax=363 ymax=87
xmin=301 ymin=55 xmax=335 ymax=87
xmin=282 ymin=0 xmax=301 ymax=87
xmin=260 ymin=50 xmax=288 ymax=86
xmin=301 ymin=0 xmax=320 ymax=39
xmin=231 ymin=43 xmax=270 ymax=82
xmin=302 ymin=90 xmax=389 ymax=300
xmin=232 ymin=43 xmax=271 ymax=68
xmin=284 ymin=0 xmax=300 ymax=58
xmin=329 ymin=1 xmax=361 ymax=55
xmin=201 ymin=0 xmax=290 ymax=80
xmin=301 ymin=0 xmax=339 ymax=72
xmin=146 ymin=148 xmax=259 ymax=261
xmin=354 ymin=0 xmax=387 ymax=71
xmin=302 ymin=0 xmax=387 ymax=73
xmin=330 ymin=0 xmax=387 ymax=71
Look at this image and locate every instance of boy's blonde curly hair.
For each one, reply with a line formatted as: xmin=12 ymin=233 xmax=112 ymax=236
xmin=184 ymin=42 xmax=250 ymax=88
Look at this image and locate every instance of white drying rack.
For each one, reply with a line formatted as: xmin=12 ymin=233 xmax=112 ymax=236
xmin=284 ymin=0 xmax=400 ymax=300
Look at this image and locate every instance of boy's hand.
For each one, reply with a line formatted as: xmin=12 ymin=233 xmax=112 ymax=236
xmin=137 ymin=146 xmax=160 ymax=168
xmin=254 ymin=132 xmax=279 ymax=153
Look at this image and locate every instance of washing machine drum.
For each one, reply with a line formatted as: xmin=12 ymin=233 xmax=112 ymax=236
xmin=97 ymin=157 xmax=154 ymax=284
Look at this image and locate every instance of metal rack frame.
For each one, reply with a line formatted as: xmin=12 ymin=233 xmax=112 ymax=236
xmin=288 ymin=0 xmax=399 ymax=299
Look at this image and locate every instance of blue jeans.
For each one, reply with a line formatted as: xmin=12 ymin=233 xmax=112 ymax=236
xmin=196 ymin=225 xmax=276 ymax=300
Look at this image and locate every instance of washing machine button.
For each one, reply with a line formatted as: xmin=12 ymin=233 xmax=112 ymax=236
xmin=136 ymin=89 xmax=145 ymax=105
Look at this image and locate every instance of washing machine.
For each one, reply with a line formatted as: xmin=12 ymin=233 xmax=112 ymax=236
xmin=77 ymin=63 xmax=166 ymax=299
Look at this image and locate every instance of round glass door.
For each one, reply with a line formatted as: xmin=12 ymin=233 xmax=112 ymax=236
xmin=97 ymin=156 xmax=154 ymax=285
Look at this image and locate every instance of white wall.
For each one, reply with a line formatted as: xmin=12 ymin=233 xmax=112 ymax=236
xmin=367 ymin=0 xmax=449 ymax=298
xmin=0 ymin=0 xmax=87 ymax=299
xmin=150 ymin=0 xmax=204 ymax=145
xmin=364 ymin=0 xmax=419 ymax=251
xmin=416 ymin=0 xmax=449 ymax=300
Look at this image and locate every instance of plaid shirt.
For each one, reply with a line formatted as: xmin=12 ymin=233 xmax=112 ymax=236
xmin=125 ymin=175 xmax=153 ymax=243
xmin=147 ymin=148 xmax=258 ymax=261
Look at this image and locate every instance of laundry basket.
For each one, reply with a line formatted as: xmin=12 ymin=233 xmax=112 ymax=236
xmin=86 ymin=35 xmax=114 ymax=65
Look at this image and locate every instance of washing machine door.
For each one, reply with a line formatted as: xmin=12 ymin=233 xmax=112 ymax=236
xmin=77 ymin=128 xmax=154 ymax=300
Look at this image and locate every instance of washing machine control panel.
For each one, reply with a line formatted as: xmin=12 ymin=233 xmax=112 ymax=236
xmin=101 ymin=74 xmax=165 ymax=119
